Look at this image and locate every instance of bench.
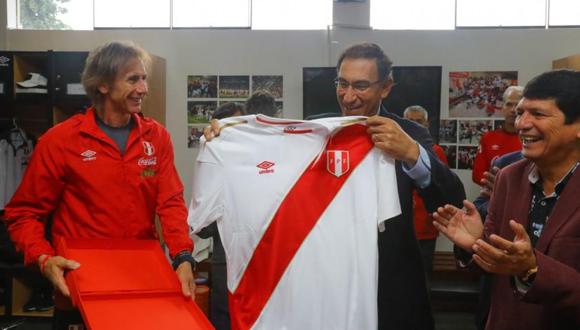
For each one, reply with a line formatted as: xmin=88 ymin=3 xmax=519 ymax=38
xmin=430 ymin=251 xmax=480 ymax=312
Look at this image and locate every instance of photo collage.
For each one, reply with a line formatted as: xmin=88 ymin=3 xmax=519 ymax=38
xmin=187 ymin=75 xmax=283 ymax=148
xmin=441 ymin=71 xmax=518 ymax=170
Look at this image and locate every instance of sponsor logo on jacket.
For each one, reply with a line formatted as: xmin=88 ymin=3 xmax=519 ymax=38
xmin=138 ymin=157 xmax=157 ymax=167
xmin=81 ymin=150 xmax=96 ymax=161
xmin=141 ymin=168 xmax=157 ymax=177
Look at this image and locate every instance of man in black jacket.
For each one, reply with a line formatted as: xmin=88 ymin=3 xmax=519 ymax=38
xmin=335 ymin=43 xmax=465 ymax=329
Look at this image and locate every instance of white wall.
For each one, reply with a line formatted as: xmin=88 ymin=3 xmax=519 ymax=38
xmin=4 ymin=14 xmax=580 ymax=250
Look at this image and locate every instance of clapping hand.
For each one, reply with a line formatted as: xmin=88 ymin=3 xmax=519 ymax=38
xmin=432 ymin=200 xmax=484 ymax=252
xmin=471 ymin=220 xmax=536 ymax=276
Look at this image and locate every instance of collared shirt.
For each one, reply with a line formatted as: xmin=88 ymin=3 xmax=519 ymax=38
xmin=402 ymin=144 xmax=432 ymax=188
xmin=527 ymin=162 xmax=579 ymax=247
xmin=514 ymin=161 xmax=579 ymax=293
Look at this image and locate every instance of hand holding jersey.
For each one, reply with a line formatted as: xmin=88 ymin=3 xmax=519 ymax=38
xmin=366 ymin=115 xmax=421 ymax=166
xmin=203 ymin=119 xmax=221 ymax=141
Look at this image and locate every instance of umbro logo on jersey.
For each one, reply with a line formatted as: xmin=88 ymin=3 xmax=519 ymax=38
xmin=0 ymin=56 xmax=9 ymax=66
xmin=327 ymin=150 xmax=349 ymax=178
xmin=257 ymin=161 xmax=275 ymax=174
xmin=81 ymin=150 xmax=96 ymax=162
xmin=283 ymin=126 xmax=313 ymax=134
xmin=491 ymin=144 xmax=500 ymax=150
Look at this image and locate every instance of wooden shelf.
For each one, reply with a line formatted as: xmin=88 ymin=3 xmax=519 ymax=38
xmin=553 ymin=54 xmax=580 ymax=70
xmin=10 ymin=277 xmax=53 ymax=318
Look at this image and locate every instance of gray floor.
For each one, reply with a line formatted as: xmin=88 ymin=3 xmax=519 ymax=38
xmin=1 ymin=312 xmax=478 ymax=330
xmin=434 ymin=311 xmax=477 ymax=330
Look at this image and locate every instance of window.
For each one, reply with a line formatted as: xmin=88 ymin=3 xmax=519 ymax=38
xmin=371 ymin=0 xmax=455 ymax=30
xmin=549 ymin=0 xmax=580 ymax=26
xmin=172 ymin=0 xmax=250 ymax=28
xmin=11 ymin=0 xmax=91 ymax=30
xmin=57 ymin=0 xmax=93 ymax=30
xmin=456 ymin=0 xmax=546 ymax=27
xmin=11 ymin=0 xmax=580 ymax=30
xmin=94 ymin=0 xmax=170 ymax=28
xmin=252 ymin=0 xmax=332 ymax=30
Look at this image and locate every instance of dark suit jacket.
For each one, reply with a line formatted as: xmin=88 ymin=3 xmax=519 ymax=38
xmin=484 ymin=159 xmax=580 ymax=330
xmin=377 ymin=108 xmax=465 ymax=330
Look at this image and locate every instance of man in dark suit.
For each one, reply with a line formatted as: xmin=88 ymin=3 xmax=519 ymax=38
xmin=434 ymin=69 xmax=580 ymax=330
xmin=204 ymin=43 xmax=466 ymax=329
xmin=335 ymin=43 xmax=465 ymax=329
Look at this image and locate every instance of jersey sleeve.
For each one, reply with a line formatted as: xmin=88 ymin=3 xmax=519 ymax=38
xmin=376 ymin=153 xmax=401 ymax=225
xmin=188 ymin=140 xmax=225 ymax=233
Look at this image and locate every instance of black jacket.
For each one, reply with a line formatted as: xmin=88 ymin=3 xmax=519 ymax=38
xmin=377 ymin=108 xmax=465 ymax=330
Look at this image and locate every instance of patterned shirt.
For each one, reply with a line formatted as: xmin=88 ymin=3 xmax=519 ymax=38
xmin=527 ymin=162 xmax=579 ymax=247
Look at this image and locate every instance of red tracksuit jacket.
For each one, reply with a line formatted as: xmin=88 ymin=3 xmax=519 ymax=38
xmin=3 ymin=107 xmax=192 ymax=265
xmin=413 ymin=144 xmax=448 ymax=240
xmin=472 ymin=129 xmax=521 ymax=185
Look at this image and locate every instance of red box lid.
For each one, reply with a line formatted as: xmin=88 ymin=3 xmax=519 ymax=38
xmin=57 ymin=238 xmax=214 ymax=330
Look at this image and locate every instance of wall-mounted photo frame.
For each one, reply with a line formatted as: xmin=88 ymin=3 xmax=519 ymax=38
xmin=252 ymin=75 xmax=283 ymax=99
xmin=187 ymin=75 xmax=217 ymax=98
xmin=219 ymin=75 xmax=250 ymax=99
xmin=449 ymin=71 xmax=518 ymax=118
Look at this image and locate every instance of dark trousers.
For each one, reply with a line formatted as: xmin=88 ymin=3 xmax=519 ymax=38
xmin=418 ymin=239 xmax=437 ymax=288
xmin=210 ymin=262 xmax=231 ymax=330
xmin=476 ymin=273 xmax=492 ymax=330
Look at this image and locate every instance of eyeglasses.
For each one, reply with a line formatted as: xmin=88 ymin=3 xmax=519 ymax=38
xmin=334 ymin=78 xmax=382 ymax=92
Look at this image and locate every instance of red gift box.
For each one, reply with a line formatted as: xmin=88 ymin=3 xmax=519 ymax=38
xmin=56 ymin=238 xmax=214 ymax=330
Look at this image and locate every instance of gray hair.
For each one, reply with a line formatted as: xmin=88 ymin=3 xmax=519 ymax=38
xmin=502 ymin=85 xmax=524 ymax=101
xmin=403 ymin=105 xmax=428 ymax=121
xmin=82 ymin=41 xmax=151 ymax=109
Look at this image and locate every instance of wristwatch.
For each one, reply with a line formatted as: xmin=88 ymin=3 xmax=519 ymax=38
xmin=172 ymin=250 xmax=196 ymax=270
xmin=521 ymin=266 xmax=538 ymax=285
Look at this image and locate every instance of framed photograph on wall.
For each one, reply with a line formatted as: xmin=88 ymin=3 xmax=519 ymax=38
xmin=187 ymin=75 xmax=217 ymax=98
xmin=457 ymin=146 xmax=478 ymax=170
xmin=457 ymin=120 xmax=493 ymax=145
xmin=187 ymin=124 xmax=206 ymax=148
xmin=449 ymin=71 xmax=518 ymax=118
xmin=439 ymin=119 xmax=457 ymax=144
xmin=252 ymin=75 xmax=283 ymax=98
xmin=441 ymin=144 xmax=458 ymax=169
xmin=187 ymin=101 xmax=217 ymax=124
xmin=219 ymin=75 xmax=250 ymax=98
xmin=187 ymin=74 xmax=283 ymax=148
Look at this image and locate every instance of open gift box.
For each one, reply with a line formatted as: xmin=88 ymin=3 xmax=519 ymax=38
xmin=56 ymin=238 xmax=214 ymax=330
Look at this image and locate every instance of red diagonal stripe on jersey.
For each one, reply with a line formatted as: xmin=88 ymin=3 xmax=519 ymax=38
xmin=229 ymin=123 xmax=373 ymax=330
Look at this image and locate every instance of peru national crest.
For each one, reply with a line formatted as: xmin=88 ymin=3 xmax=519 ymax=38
xmin=142 ymin=141 xmax=155 ymax=156
xmin=326 ymin=150 xmax=350 ymax=178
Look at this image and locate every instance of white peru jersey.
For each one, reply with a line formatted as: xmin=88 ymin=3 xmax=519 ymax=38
xmin=188 ymin=115 xmax=401 ymax=330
